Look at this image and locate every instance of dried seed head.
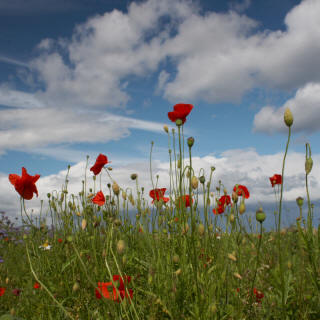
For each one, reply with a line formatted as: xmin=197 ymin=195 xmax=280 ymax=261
xmin=284 ymin=107 xmax=293 ymax=127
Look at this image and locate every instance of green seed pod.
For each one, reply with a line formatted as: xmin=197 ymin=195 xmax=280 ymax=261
xmin=199 ymin=176 xmax=205 ymax=184
xmin=175 ymin=119 xmax=183 ymax=126
xmin=198 ymin=223 xmax=205 ymax=236
xmin=256 ymin=207 xmax=266 ymax=223
xmin=172 ymin=254 xmax=180 ymax=264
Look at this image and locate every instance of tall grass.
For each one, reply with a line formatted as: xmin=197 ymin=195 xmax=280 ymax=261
xmin=0 ymin=106 xmax=319 ymax=319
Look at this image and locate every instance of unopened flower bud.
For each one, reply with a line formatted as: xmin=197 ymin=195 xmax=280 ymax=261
xmin=116 ymin=240 xmax=125 ymax=255
xmin=256 ymin=207 xmax=266 ymax=223
xmin=81 ymin=219 xmax=87 ymax=230
xmin=122 ymin=191 xmax=127 ymax=200
xmin=191 ymin=176 xmax=198 ymax=189
xmin=199 ymin=176 xmax=205 ymax=184
xmin=130 ymin=174 xmax=137 ymax=180
xmin=112 ymin=181 xmax=120 ymax=195
xmin=198 ymin=223 xmax=205 ymax=236
xmin=284 ymin=107 xmax=293 ymax=127
xmin=187 ymin=137 xmax=194 ymax=147
xmin=228 ymin=253 xmax=237 ymax=262
xmin=239 ymin=200 xmax=246 ymax=214
xmin=177 ymin=159 xmax=181 ymax=169
xmin=305 ymin=157 xmax=313 ymax=175
xmin=163 ymin=125 xmax=169 ymax=133
xmin=296 ymin=197 xmax=304 ymax=208
xmin=229 ymin=214 xmax=235 ymax=223
xmin=172 ymin=254 xmax=180 ymax=264
xmin=232 ymin=191 xmax=238 ymax=203
xmin=72 ymin=281 xmax=80 ymax=292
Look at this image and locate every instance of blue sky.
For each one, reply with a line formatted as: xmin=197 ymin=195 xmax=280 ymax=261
xmin=1 ymin=0 xmax=320 ymax=230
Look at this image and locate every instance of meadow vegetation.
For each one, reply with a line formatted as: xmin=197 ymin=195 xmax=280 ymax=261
xmin=0 ymin=104 xmax=319 ymax=319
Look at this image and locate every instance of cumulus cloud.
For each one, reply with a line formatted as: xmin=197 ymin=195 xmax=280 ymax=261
xmin=12 ymin=0 xmax=317 ymax=110
xmin=253 ymin=82 xmax=320 ymax=135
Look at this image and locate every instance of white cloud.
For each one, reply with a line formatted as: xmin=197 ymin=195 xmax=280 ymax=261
xmin=229 ymin=0 xmax=251 ymax=13
xmin=0 ymin=85 xmax=43 ymax=108
xmin=0 ymin=107 xmax=173 ymax=155
xmin=18 ymin=0 xmax=320 ymax=110
xmin=2 ymin=148 xmax=319 ymax=226
xmin=253 ymin=82 xmax=320 ymax=135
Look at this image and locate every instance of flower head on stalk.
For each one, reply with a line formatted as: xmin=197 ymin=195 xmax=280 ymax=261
xmin=269 ymin=174 xmax=282 ymax=187
xmin=90 ymin=154 xmax=110 ymax=176
xmin=168 ymin=103 xmax=193 ymax=125
xmin=9 ymin=167 xmax=40 ymax=200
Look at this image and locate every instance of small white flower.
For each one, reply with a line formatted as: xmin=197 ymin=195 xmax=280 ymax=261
xmin=39 ymin=241 xmax=52 ymax=250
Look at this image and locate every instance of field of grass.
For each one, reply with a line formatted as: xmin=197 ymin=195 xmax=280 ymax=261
xmin=0 ymin=105 xmax=319 ymax=319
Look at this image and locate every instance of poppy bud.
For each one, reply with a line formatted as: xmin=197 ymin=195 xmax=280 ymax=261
xmin=229 ymin=214 xmax=235 ymax=223
xmin=211 ymin=166 xmax=215 ymax=172
xmin=228 ymin=253 xmax=237 ymax=262
xmin=284 ymin=107 xmax=293 ymax=127
xmin=198 ymin=223 xmax=205 ymax=236
xmin=296 ymin=197 xmax=304 ymax=208
xmin=114 ymin=219 xmax=122 ymax=226
xmin=172 ymin=254 xmax=180 ymax=264
xmin=72 ymin=282 xmax=80 ymax=292
xmin=107 ymin=183 xmax=111 ymax=188
xmin=175 ymin=268 xmax=182 ymax=276
xmin=122 ymin=191 xmax=127 ymax=200
xmin=191 ymin=176 xmax=199 ymax=189
xmin=175 ymin=119 xmax=183 ymax=126
xmin=199 ymin=176 xmax=205 ymax=184
xmin=116 ymin=240 xmax=125 ymax=255
xmin=256 ymin=207 xmax=266 ymax=223
xmin=131 ymin=174 xmax=137 ymax=180
xmin=232 ymin=191 xmax=238 ymax=203
xmin=239 ymin=200 xmax=246 ymax=214
xmin=81 ymin=219 xmax=87 ymax=230
xmin=163 ymin=125 xmax=169 ymax=133
xmin=112 ymin=181 xmax=120 ymax=195
xmin=107 ymin=167 xmax=112 ymax=171
xmin=187 ymin=137 xmax=194 ymax=147
xmin=233 ymin=272 xmax=242 ymax=280
xmin=305 ymin=157 xmax=313 ymax=175
xmin=6 ymin=277 xmax=9 ymax=284
xmin=177 ymin=159 xmax=181 ymax=169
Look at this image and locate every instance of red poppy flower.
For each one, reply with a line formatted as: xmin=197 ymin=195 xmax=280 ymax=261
xmin=95 ymin=287 xmax=102 ymax=299
xmin=269 ymin=174 xmax=282 ymax=187
xmin=177 ymin=195 xmax=193 ymax=208
xmin=90 ymin=154 xmax=110 ymax=176
xmin=113 ymin=275 xmax=133 ymax=302
xmin=91 ymin=190 xmax=106 ymax=206
xmin=33 ymin=282 xmax=40 ymax=289
xmin=9 ymin=167 xmax=40 ymax=200
xmin=253 ymin=288 xmax=264 ymax=303
xmin=213 ymin=195 xmax=231 ymax=215
xmin=0 ymin=287 xmax=5 ymax=296
xmin=168 ymin=103 xmax=193 ymax=124
xmin=149 ymin=188 xmax=169 ymax=204
xmin=57 ymin=238 xmax=63 ymax=243
xmin=233 ymin=185 xmax=250 ymax=199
